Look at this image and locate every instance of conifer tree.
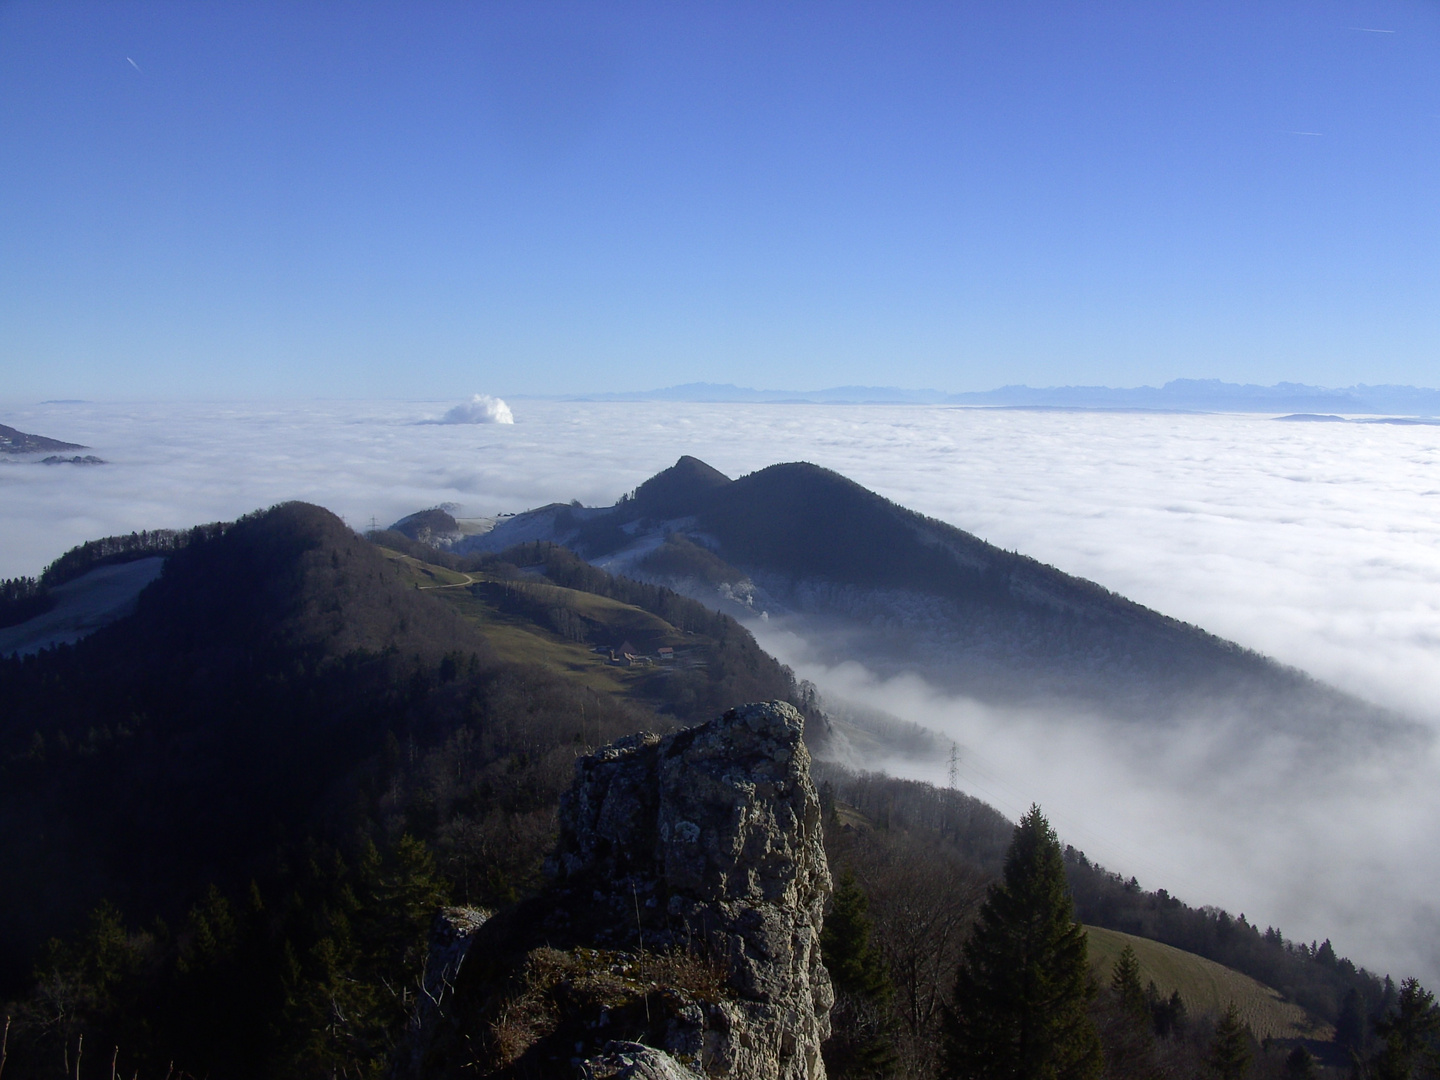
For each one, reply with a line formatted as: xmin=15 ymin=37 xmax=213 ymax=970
xmin=1149 ymin=985 xmax=1187 ymax=1038
xmin=941 ymin=805 xmax=1101 ymax=1080
xmin=822 ymin=868 xmax=898 ymax=1078
xmin=823 ymin=869 xmax=892 ymax=1003
xmin=1207 ymin=1002 xmax=1253 ymax=1080
xmin=1372 ymin=978 xmax=1440 ymax=1080
xmin=1110 ymin=944 xmax=1148 ymax=1026
xmin=1099 ymin=941 xmax=1153 ymax=1076
xmin=1284 ymin=1046 xmax=1317 ymax=1080
xmin=1337 ymin=987 xmax=1368 ymax=1054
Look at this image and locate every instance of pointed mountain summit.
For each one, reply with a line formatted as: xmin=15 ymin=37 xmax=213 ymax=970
xmin=631 ymin=453 xmax=733 ymax=518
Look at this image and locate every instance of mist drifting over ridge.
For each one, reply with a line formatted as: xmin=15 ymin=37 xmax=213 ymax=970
xmin=6 ymin=396 xmax=1432 ymax=714
xmin=3 ymin=396 xmax=1440 ymax=982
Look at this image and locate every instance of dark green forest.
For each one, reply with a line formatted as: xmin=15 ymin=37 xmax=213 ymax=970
xmin=0 ymin=504 xmax=809 ymax=1076
xmin=0 ymin=577 xmax=53 ymax=630
xmin=0 ymin=502 xmax=1434 ymax=1078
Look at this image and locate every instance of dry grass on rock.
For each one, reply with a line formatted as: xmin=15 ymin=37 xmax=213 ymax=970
xmin=486 ymin=945 xmax=728 ymax=1070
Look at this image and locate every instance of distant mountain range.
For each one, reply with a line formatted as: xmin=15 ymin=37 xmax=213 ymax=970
xmin=548 ymin=379 xmax=1440 ymax=415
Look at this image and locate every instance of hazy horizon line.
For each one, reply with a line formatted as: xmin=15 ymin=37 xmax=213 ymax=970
xmin=7 ymin=377 xmax=1440 ymax=416
xmin=519 ymin=378 xmax=1440 ymax=416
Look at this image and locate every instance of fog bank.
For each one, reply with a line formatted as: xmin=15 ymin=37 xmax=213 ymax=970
xmin=755 ymin=624 xmax=1440 ymax=988
xmin=8 ymin=397 xmax=1435 ymax=717
xmin=3 ymin=396 xmax=1438 ymax=981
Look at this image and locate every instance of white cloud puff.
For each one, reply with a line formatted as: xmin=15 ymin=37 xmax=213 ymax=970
xmin=440 ymin=394 xmax=515 ymax=425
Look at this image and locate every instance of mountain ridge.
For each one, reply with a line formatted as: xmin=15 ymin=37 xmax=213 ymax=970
xmin=453 ymin=457 xmax=1408 ymax=744
xmin=0 ymin=422 xmax=87 ymax=453
xmin=536 ymin=379 xmax=1440 ymax=415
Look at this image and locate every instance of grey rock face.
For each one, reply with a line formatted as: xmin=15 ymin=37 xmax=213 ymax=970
xmin=579 ymin=1041 xmax=707 ymax=1080
xmin=390 ymin=907 xmax=489 ymax=1079
xmin=553 ymin=701 xmax=833 ymax=1080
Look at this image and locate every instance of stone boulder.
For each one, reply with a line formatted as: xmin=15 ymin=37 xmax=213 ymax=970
xmin=579 ymin=1041 xmax=707 ymax=1080
xmin=552 ymin=701 xmax=833 ymax=1080
xmin=389 ymin=907 xmax=490 ymax=1077
xmin=392 ymin=701 xmax=832 ymax=1079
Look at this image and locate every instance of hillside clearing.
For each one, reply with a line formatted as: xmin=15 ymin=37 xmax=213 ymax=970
xmin=379 ymin=548 xmax=706 ymax=702
xmin=1086 ymin=925 xmax=1332 ymax=1042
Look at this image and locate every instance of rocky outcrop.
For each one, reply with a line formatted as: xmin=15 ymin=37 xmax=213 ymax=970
xmin=580 ymin=1041 xmax=706 ymax=1079
xmin=552 ymin=700 xmax=834 ymax=1080
xmin=395 ymin=701 xmax=832 ymax=1079
xmin=390 ymin=907 xmax=491 ymax=1078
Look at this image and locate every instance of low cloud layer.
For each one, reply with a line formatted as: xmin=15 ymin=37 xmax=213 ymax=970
xmin=3 ymin=398 xmax=1436 ymax=716
xmin=755 ymin=623 xmax=1440 ymax=986
xmin=2 ymin=397 xmax=1439 ymax=980
xmin=439 ymin=394 xmax=515 ymax=425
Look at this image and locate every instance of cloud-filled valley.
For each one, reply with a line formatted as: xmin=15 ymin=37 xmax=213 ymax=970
xmin=3 ymin=396 xmax=1440 ymax=981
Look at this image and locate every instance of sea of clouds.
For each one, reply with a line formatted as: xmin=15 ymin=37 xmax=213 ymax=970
xmin=3 ymin=396 xmax=1439 ymax=980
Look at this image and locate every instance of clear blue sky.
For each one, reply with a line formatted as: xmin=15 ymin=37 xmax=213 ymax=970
xmin=2 ymin=1 xmax=1437 ymax=399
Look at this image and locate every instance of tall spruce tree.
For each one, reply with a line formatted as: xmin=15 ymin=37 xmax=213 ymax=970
xmin=1207 ymin=1002 xmax=1253 ymax=1080
xmin=821 ymin=868 xmax=898 ymax=1078
xmin=823 ymin=869 xmax=892 ymax=1002
xmin=941 ymin=805 xmax=1102 ymax=1080
xmin=1372 ymin=978 xmax=1440 ymax=1080
xmin=1111 ymin=944 xmax=1148 ymax=1026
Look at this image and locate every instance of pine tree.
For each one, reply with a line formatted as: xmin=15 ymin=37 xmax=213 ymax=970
xmin=1110 ymin=944 xmax=1148 ymax=1026
xmin=1337 ymin=987 xmax=1368 ymax=1054
xmin=1284 ymin=1046 xmax=1317 ymax=1080
xmin=823 ymin=869 xmax=892 ymax=1002
xmin=941 ymin=805 xmax=1102 ymax=1080
xmin=1207 ymin=1002 xmax=1253 ymax=1080
xmin=1098 ymin=941 xmax=1153 ymax=1077
xmin=821 ymin=868 xmax=898 ymax=1078
xmin=1149 ymin=986 xmax=1187 ymax=1038
xmin=1371 ymin=978 xmax=1440 ymax=1080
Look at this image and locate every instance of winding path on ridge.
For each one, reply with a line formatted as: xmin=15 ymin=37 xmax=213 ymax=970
xmin=416 ymin=572 xmax=478 ymax=590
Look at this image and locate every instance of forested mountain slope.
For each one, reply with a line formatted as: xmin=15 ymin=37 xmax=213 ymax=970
xmin=813 ymin=763 xmax=1394 ymax=1076
xmin=0 ymin=504 xmax=811 ymax=997
xmin=0 ymin=503 xmax=493 ymax=989
xmin=0 ymin=500 xmax=1418 ymax=1078
xmin=1084 ymin=926 xmax=1327 ymax=1042
xmin=454 ymin=456 xmax=1411 ymax=739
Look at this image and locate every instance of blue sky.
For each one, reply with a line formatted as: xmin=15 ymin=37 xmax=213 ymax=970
xmin=2 ymin=1 xmax=1437 ymax=399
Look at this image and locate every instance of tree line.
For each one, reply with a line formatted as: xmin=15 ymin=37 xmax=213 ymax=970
xmin=823 ymin=799 xmax=1440 ymax=1080
xmin=1 ymin=523 xmax=236 ymax=631
xmin=1065 ymin=847 xmax=1396 ymax=1042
